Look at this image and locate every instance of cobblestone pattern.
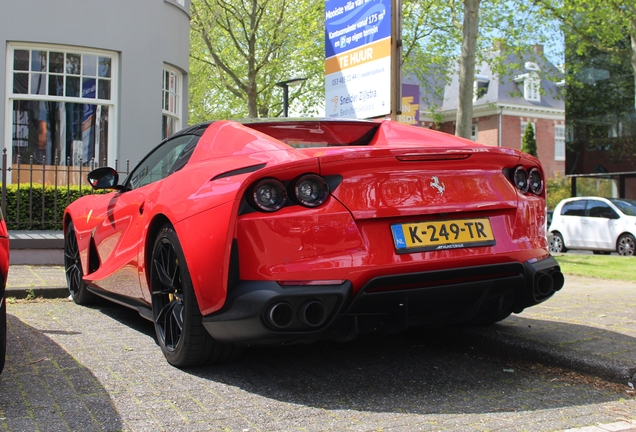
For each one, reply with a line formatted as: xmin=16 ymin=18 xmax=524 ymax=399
xmin=1 ymin=294 xmax=635 ymax=431
xmin=454 ymin=276 xmax=636 ymax=384
xmin=6 ymin=266 xmax=66 ymax=289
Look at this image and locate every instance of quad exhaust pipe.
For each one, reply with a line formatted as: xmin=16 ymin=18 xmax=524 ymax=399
xmin=534 ymin=270 xmax=564 ymax=300
xmin=265 ymin=302 xmax=295 ymax=329
xmin=297 ymin=300 xmax=327 ymax=327
xmin=264 ymin=300 xmax=328 ymax=329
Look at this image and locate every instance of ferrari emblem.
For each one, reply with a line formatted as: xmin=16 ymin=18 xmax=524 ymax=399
xmin=430 ymin=176 xmax=445 ymax=196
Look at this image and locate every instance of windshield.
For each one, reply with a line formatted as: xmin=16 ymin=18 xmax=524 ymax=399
xmin=609 ymin=198 xmax=636 ymax=216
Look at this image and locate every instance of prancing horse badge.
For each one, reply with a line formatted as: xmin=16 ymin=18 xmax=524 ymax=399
xmin=430 ymin=176 xmax=445 ymax=196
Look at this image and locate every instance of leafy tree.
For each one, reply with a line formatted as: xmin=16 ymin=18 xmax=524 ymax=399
xmin=189 ymin=0 xmax=324 ymax=120
xmin=401 ymin=0 xmax=562 ymax=139
xmin=521 ymin=123 xmax=537 ymax=156
xmin=536 ymin=0 xmax=636 ymax=107
xmin=546 ymin=173 xmax=570 ymax=210
xmin=189 ymin=0 xmax=561 ymax=127
xmin=535 ymin=1 xmax=636 ymax=175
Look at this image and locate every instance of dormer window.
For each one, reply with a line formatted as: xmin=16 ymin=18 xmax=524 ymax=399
xmin=524 ymin=62 xmax=540 ymax=71
xmin=473 ymin=75 xmax=490 ymax=101
xmin=514 ymin=71 xmax=541 ymax=102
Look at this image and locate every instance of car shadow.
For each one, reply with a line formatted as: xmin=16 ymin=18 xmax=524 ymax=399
xmin=0 ymin=313 xmax=123 ymax=431
xmin=456 ymin=315 xmax=636 ymax=383
xmin=90 ymin=303 xmax=633 ymax=415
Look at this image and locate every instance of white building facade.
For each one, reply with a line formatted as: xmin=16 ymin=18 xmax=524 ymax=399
xmin=0 ymin=0 xmax=191 ymax=173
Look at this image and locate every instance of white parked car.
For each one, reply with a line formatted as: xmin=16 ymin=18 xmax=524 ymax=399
xmin=549 ymin=196 xmax=636 ymax=256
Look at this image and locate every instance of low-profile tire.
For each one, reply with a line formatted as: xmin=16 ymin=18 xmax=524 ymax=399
xmin=550 ymin=232 xmax=567 ymax=253
xmin=64 ymin=222 xmax=96 ymax=305
xmin=617 ymin=234 xmax=636 ymax=257
xmin=0 ymin=290 xmax=6 ymax=374
xmin=150 ymin=224 xmax=236 ymax=368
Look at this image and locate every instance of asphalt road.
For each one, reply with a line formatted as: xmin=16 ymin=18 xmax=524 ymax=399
xmin=1 ymin=274 xmax=635 ymax=431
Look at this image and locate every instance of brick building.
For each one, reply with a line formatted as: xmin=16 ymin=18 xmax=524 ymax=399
xmin=409 ymin=46 xmax=566 ymax=179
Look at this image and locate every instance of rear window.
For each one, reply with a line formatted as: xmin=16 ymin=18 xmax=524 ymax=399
xmin=243 ymin=121 xmax=380 ymax=147
xmin=561 ymin=200 xmax=586 ymax=216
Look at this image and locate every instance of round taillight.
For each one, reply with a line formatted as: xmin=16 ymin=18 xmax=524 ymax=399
xmin=294 ymin=174 xmax=329 ymax=207
xmin=252 ymin=179 xmax=287 ymax=212
xmin=529 ymin=167 xmax=543 ymax=195
xmin=513 ymin=166 xmax=529 ymax=194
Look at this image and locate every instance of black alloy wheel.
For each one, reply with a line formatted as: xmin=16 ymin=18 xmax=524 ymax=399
xmin=550 ymin=232 xmax=567 ymax=253
xmin=150 ymin=225 xmax=236 ymax=367
xmin=617 ymin=234 xmax=636 ymax=257
xmin=64 ymin=222 xmax=95 ymax=305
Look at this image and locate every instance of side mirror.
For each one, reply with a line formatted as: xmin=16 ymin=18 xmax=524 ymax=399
xmin=87 ymin=167 xmax=124 ymax=191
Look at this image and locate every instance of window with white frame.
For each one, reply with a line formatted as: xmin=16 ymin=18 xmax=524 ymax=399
xmin=162 ymin=67 xmax=181 ymax=140
xmin=554 ymin=124 xmax=566 ymax=161
xmin=514 ymin=71 xmax=541 ymax=102
xmin=524 ymin=76 xmax=541 ymax=102
xmin=7 ymin=44 xmax=116 ymax=165
xmin=471 ymin=123 xmax=478 ymax=141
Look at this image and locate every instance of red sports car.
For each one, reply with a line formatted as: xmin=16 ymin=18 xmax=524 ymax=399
xmin=64 ymin=118 xmax=563 ymax=368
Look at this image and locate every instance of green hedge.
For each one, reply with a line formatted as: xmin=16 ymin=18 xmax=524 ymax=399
xmin=2 ymin=183 xmax=98 ymax=230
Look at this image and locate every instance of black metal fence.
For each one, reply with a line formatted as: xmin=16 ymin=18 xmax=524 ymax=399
xmin=0 ymin=149 xmax=130 ymax=230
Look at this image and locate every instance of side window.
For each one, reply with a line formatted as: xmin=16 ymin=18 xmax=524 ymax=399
xmin=127 ymin=134 xmax=199 ymax=189
xmin=561 ymin=200 xmax=586 ymax=216
xmin=587 ymin=201 xmax=617 ymax=219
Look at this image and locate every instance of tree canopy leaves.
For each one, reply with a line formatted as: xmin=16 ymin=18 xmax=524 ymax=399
xmin=537 ymin=0 xmax=636 ymax=106
xmin=189 ymin=0 xmax=564 ymax=124
xmin=189 ymin=0 xmax=324 ymax=121
xmin=401 ymin=0 xmax=563 ymax=137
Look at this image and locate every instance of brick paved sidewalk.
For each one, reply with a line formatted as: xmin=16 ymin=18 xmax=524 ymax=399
xmin=4 ymin=267 xmax=636 ymax=384
xmin=2 ymin=298 xmax=635 ymax=431
xmin=449 ymin=275 xmax=636 ymax=385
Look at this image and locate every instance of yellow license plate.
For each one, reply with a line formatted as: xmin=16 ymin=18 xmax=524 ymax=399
xmin=391 ymin=218 xmax=496 ymax=253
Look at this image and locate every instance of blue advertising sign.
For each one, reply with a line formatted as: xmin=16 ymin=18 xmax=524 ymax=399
xmin=325 ymin=0 xmax=391 ymax=59
xmin=325 ymin=0 xmax=393 ymax=118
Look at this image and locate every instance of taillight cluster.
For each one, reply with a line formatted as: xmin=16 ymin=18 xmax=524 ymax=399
xmin=248 ymin=174 xmax=330 ymax=212
xmin=511 ymin=166 xmax=544 ymax=195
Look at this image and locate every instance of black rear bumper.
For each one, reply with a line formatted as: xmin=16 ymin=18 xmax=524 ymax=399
xmin=202 ymin=256 xmax=563 ymax=345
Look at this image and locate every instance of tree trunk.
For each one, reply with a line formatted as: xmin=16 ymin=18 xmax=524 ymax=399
xmin=455 ymin=0 xmax=480 ymax=139
xmin=247 ymin=79 xmax=258 ymax=118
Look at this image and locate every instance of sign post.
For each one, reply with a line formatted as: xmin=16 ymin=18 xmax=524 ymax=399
xmin=391 ymin=0 xmax=402 ymax=120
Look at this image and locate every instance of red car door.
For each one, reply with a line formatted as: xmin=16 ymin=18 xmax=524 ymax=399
xmin=84 ymin=187 xmax=149 ymax=299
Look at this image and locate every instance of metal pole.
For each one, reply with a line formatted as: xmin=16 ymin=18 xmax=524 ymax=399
xmin=390 ymin=0 xmax=402 ymax=120
xmin=276 ymin=78 xmax=305 ymax=118
xmin=1 ymin=149 xmax=6 ymax=219
xmin=282 ymin=85 xmax=290 ymax=117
